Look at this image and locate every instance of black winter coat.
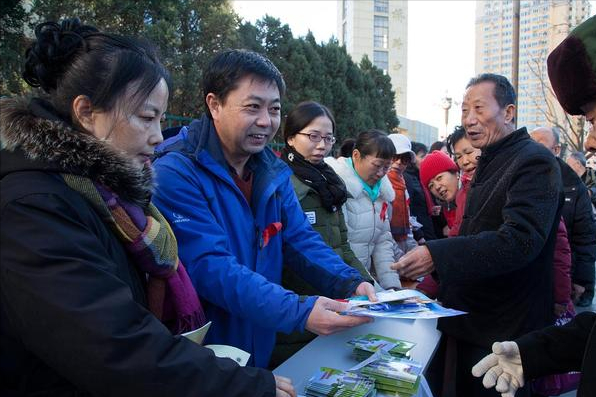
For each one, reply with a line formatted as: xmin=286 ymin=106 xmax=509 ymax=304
xmin=518 ymin=311 xmax=596 ymax=397
xmin=557 ymin=157 xmax=596 ymax=288
xmin=427 ymin=128 xmax=563 ymax=348
xmin=0 ymin=98 xmax=275 ymax=397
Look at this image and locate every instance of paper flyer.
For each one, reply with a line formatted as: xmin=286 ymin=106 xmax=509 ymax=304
xmin=205 ymin=344 xmax=251 ymax=367
xmin=181 ymin=321 xmax=212 ymax=345
xmin=342 ymin=289 xmax=467 ymax=320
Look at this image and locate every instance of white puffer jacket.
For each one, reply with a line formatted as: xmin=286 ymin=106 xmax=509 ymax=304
xmin=327 ymin=157 xmax=401 ymax=289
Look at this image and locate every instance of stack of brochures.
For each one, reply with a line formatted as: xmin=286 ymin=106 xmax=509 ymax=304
xmin=356 ymin=354 xmax=423 ymax=397
xmin=304 ymin=367 xmax=376 ymax=397
xmin=347 ymin=333 xmax=415 ymax=362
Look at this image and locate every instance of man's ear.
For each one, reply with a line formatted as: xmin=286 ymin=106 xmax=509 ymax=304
xmin=504 ymin=104 xmax=516 ymax=125
xmin=72 ymin=95 xmax=96 ymax=134
xmin=352 ymin=148 xmax=361 ymax=162
xmin=206 ymin=93 xmax=222 ymax=120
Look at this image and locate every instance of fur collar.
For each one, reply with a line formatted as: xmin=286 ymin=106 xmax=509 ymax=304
xmin=0 ymin=97 xmax=153 ymax=207
xmin=325 ymin=157 xmax=395 ymax=202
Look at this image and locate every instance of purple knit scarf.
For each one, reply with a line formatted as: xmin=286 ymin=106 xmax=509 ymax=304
xmin=93 ymin=182 xmax=206 ymax=334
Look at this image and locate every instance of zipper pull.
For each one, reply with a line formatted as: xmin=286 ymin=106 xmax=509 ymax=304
xmin=256 ymin=226 xmax=263 ymax=249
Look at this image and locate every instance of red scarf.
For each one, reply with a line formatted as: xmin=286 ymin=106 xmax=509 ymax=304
xmin=388 ymin=170 xmax=410 ymax=241
xmin=449 ymin=172 xmax=473 ymax=237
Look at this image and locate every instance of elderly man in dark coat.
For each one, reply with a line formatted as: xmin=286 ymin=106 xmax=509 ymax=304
xmin=471 ymin=16 xmax=596 ymax=397
xmin=393 ymin=73 xmax=563 ymax=397
xmin=531 ymin=126 xmax=596 ymax=307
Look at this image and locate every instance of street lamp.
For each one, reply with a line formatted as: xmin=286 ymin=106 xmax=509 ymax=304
xmin=440 ymin=94 xmax=452 ymax=140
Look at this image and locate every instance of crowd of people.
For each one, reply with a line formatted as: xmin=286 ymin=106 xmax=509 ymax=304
xmin=1 ymin=15 xmax=595 ymax=397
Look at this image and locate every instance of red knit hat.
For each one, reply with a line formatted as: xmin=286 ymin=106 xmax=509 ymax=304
xmin=419 ymin=150 xmax=459 ymax=189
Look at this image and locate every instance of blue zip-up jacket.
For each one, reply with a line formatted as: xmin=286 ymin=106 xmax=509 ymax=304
xmin=152 ymin=116 xmax=365 ymax=367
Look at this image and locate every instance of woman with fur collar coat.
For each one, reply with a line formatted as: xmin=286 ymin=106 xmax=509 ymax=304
xmin=327 ymin=130 xmax=403 ymax=290
xmin=0 ymin=19 xmax=293 ymax=397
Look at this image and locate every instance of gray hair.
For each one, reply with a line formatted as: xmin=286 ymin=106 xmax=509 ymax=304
xmin=466 ymin=73 xmax=516 ymax=109
xmin=569 ymin=151 xmax=587 ymax=167
xmin=550 ymin=127 xmax=561 ymax=145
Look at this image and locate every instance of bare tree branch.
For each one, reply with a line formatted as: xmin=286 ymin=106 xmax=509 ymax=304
xmin=523 ymin=50 xmax=587 ymax=152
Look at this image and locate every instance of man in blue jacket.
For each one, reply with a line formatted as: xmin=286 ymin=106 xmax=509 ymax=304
xmin=152 ymin=49 xmax=376 ymax=368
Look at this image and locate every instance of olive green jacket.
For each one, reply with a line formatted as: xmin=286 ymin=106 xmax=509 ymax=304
xmin=270 ymin=175 xmax=373 ymax=368
xmin=282 ymin=175 xmax=373 ymax=297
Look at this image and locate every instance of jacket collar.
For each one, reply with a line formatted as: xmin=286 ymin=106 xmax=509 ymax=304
xmin=557 ymin=156 xmax=585 ymax=189
xmin=0 ymin=97 xmax=153 ymax=207
xmin=480 ymin=127 xmax=529 ymax=160
xmin=327 ymin=157 xmax=395 ymax=202
xmin=156 ymin=114 xmax=288 ymax=179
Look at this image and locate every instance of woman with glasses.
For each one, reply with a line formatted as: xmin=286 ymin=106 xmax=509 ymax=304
xmin=273 ymin=101 xmax=374 ymax=367
xmin=328 ymin=129 xmax=402 ymax=290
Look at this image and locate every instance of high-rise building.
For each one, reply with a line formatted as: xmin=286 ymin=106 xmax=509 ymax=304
xmin=337 ymin=0 xmax=408 ymax=116
xmin=475 ymin=0 xmax=590 ymax=132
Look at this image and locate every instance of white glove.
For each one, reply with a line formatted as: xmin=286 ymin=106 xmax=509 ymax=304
xmin=471 ymin=341 xmax=525 ymax=397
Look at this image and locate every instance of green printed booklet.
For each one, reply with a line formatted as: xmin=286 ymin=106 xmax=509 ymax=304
xmin=304 ymin=367 xmax=377 ymax=397
xmin=351 ymin=353 xmax=423 ymax=397
xmin=347 ymin=334 xmax=415 ymax=361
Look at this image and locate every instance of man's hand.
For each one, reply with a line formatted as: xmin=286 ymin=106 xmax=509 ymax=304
xmin=553 ymin=303 xmax=567 ymax=318
xmin=391 ymin=245 xmax=434 ymax=279
xmin=572 ymin=283 xmax=586 ymax=302
xmin=305 ymin=297 xmax=372 ymax=336
xmin=442 ymin=225 xmax=450 ymax=237
xmin=354 ymin=282 xmax=377 ymax=302
xmin=274 ymin=375 xmax=296 ymax=397
xmin=471 ymin=341 xmax=524 ymax=397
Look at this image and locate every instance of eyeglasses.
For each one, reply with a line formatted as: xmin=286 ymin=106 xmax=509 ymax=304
xmin=296 ymin=132 xmax=336 ymax=145
xmin=367 ymin=157 xmax=392 ymax=173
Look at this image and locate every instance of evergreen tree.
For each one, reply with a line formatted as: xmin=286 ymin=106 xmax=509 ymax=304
xmin=1 ymin=0 xmax=30 ymax=95
xmin=3 ymin=3 xmax=400 ymax=135
xmin=4 ymin=0 xmax=238 ymax=116
xmin=237 ymin=16 xmax=399 ymax=142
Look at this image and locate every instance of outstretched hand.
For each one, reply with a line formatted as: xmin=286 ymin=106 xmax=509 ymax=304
xmin=391 ymin=245 xmax=434 ymax=279
xmin=471 ymin=341 xmax=525 ymax=397
xmin=354 ymin=282 xmax=377 ymax=302
xmin=305 ymin=297 xmax=372 ymax=336
xmin=274 ymin=375 xmax=296 ymax=397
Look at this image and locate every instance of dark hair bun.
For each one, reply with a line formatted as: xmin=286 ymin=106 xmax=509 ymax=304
xmin=23 ymin=18 xmax=98 ymax=91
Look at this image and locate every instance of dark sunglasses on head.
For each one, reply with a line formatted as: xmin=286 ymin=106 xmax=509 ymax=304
xmin=393 ymin=153 xmax=412 ymax=163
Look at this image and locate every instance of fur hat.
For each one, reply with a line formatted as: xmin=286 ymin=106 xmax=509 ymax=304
xmin=547 ymin=16 xmax=596 ymax=115
xmin=419 ymin=150 xmax=458 ymax=189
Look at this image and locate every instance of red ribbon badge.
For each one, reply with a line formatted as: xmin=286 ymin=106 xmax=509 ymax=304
xmin=262 ymin=222 xmax=282 ymax=248
xmin=380 ymin=202 xmax=388 ymax=222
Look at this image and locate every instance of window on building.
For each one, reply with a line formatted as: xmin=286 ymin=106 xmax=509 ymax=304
xmin=342 ymin=22 xmax=348 ymax=47
xmin=374 ymin=15 xmax=389 ymax=49
xmin=374 ymin=0 xmax=389 ymax=13
xmin=343 ymin=0 xmax=348 ymax=19
xmin=373 ymin=50 xmax=389 ymax=74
